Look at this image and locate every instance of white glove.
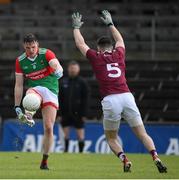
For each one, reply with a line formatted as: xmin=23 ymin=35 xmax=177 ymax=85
xmin=72 ymin=12 xmax=84 ymax=29
xmin=15 ymin=106 xmax=23 ymax=117
xmin=15 ymin=106 xmax=35 ymax=127
xmin=100 ymin=10 xmax=114 ymax=26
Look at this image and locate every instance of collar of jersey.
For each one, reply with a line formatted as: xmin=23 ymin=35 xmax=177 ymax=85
xmin=27 ymin=54 xmax=38 ymax=61
xmin=26 ymin=48 xmax=39 ymax=61
xmin=102 ymin=50 xmax=112 ymax=54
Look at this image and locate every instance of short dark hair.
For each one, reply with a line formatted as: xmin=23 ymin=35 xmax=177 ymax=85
xmin=97 ymin=36 xmax=112 ymax=48
xmin=68 ymin=60 xmax=79 ymax=67
xmin=23 ymin=33 xmax=38 ymax=43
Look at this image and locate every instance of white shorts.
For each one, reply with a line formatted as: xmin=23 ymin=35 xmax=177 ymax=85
xmin=101 ymin=92 xmax=143 ymax=130
xmin=27 ymin=86 xmax=59 ymax=109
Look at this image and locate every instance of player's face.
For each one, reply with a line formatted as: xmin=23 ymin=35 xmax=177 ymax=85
xmin=68 ymin=64 xmax=80 ymax=77
xmin=24 ymin=41 xmax=39 ymax=58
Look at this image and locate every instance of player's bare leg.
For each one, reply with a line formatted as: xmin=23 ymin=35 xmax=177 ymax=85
xmin=76 ymin=128 xmax=85 ymax=153
xmin=62 ymin=127 xmax=70 ymax=152
xmin=40 ymin=106 xmax=57 ymax=170
xmin=105 ymin=130 xmax=132 ymax=172
xmin=132 ymin=124 xmax=167 ymax=173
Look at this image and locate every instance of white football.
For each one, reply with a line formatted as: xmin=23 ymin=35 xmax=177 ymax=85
xmin=22 ymin=93 xmax=41 ymax=111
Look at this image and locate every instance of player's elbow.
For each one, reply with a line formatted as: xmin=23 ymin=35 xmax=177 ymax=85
xmin=49 ymin=59 xmax=62 ymax=70
xmin=75 ymin=41 xmax=83 ymax=49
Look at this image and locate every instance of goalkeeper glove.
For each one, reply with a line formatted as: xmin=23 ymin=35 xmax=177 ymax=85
xmin=14 ymin=106 xmax=35 ymax=127
xmin=15 ymin=106 xmax=23 ymax=117
xmin=100 ymin=10 xmax=114 ymax=26
xmin=72 ymin=12 xmax=84 ymax=29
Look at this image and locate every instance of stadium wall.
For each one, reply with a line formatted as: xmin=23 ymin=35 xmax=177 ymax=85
xmin=0 ymin=120 xmax=179 ymax=155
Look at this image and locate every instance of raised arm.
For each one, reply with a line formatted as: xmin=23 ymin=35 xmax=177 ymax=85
xmin=100 ymin=10 xmax=125 ymax=49
xmin=72 ymin=12 xmax=90 ymax=56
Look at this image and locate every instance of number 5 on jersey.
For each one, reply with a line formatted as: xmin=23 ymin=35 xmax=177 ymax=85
xmin=107 ymin=63 xmax=121 ymax=78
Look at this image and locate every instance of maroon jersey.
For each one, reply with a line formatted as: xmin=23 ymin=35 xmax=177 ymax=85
xmin=86 ymin=47 xmax=130 ymax=98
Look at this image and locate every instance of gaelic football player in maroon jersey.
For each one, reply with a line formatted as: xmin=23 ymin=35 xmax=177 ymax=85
xmin=72 ymin=10 xmax=167 ymax=173
xmin=14 ymin=33 xmax=63 ymax=170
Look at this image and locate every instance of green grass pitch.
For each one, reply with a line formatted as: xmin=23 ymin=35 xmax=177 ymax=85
xmin=0 ymin=152 xmax=178 ymax=179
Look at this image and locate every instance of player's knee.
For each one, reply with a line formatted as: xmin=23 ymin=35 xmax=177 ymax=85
xmin=106 ymin=136 xmax=117 ymax=145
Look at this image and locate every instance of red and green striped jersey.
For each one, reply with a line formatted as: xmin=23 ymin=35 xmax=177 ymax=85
xmin=15 ymin=48 xmax=59 ymax=95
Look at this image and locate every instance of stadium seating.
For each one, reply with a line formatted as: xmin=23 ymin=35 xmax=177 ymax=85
xmin=0 ymin=0 xmax=179 ymax=60
xmin=0 ymin=59 xmax=178 ymax=123
xmin=0 ymin=0 xmax=179 ymax=123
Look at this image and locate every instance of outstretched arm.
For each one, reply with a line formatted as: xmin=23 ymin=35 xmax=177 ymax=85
xmin=100 ymin=10 xmax=125 ymax=49
xmin=72 ymin=12 xmax=90 ymax=56
xmin=109 ymin=25 xmax=125 ymax=49
xmin=73 ymin=29 xmax=90 ymax=56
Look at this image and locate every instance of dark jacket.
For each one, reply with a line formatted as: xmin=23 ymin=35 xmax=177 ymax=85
xmin=59 ymin=76 xmax=90 ymax=118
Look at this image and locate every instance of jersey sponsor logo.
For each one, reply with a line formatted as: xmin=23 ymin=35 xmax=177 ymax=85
xmin=26 ymin=67 xmax=51 ymax=80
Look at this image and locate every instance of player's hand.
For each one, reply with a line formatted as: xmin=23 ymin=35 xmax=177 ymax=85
xmin=14 ymin=106 xmax=27 ymax=124
xmin=15 ymin=106 xmax=23 ymax=118
xmin=15 ymin=106 xmax=35 ymax=127
xmin=100 ymin=10 xmax=114 ymax=26
xmin=72 ymin=12 xmax=84 ymax=29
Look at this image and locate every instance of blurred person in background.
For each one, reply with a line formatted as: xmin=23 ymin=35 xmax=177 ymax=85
xmin=72 ymin=10 xmax=167 ymax=172
xmin=59 ymin=61 xmax=89 ymax=153
xmin=14 ymin=33 xmax=63 ymax=170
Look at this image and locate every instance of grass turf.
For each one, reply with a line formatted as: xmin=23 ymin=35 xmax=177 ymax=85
xmin=0 ymin=152 xmax=178 ymax=179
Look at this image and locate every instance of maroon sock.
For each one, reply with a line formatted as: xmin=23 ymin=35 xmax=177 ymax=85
xmin=117 ymin=152 xmax=128 ymax=163
xmin=41 ymin=154 xmax=48 ymax=165
xmin=150 ymin=150 xmax=158 ymax=160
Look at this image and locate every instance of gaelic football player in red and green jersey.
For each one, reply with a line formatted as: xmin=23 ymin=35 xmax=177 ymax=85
xmin=14 ymin=33 xmax=63 ymax=170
